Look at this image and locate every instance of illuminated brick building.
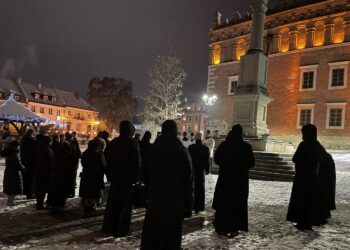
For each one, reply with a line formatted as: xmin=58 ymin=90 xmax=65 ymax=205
xmin=207 ymin=0 xmax=350 ymax=148
xmin=0 ymin=77 xmax=99 ymax=136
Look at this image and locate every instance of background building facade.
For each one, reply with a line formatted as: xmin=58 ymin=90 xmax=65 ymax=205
xmin=208 ymin=0 xmax=350 ymax=148
xmin=0 ymin=78 xmax=99 ymax=136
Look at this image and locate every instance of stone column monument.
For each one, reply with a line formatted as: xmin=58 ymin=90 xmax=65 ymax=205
xmin=233 ymin=0 xmax=271 ymax=138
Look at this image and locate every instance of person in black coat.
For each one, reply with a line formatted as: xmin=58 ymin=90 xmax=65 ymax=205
xmin=317 ymin=152 xmax=336 ymax=222
xmin=20 ymin=129 xmax=36 ymax=199
xmin=79 ymin=138 xmax=107 ymax=217
xmin=212 ymin=124 xmax=255 ymax=237
xmin=287 ymin=124 xmax=327 ymax=230
xmin=48 ymin=140 xmax=73 ymax=213
xmin=65 ymin=132 xmax=81 ymax=198
xmin=33 ymin=135 xmax=53 ymax=210
xmin=102 ymin=120 xmax=141 ymax=238
xmin=136 ymin=131 xmax=152 ymax=207
xmin=1 ymin=140 xmax=24 ymax=206
xmin=141 ymin=120 xmax=194 ymax=250
xmin=188 ymin=132 xmax=210 ymax=213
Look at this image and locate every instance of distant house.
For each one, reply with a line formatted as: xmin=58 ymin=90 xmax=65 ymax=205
xmin=0 ymin=77 xmax=99 ymax=136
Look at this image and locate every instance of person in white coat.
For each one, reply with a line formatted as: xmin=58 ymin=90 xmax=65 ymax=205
xmin=204 ymin=130 xmax=215 ymax=174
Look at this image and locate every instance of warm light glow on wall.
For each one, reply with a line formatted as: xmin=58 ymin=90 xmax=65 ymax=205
xmin=296 ymin=26 xmax=307 ymax=49
xmin=212 ymin=44 xmax=221 ymax=65
xmin=333 ymin=18 xmax=345 ymax=44
xmin=314 ymin=22 xmax=325 ymax=46
xmin=236 ymin=39 xmax=246 ymax=60
xmin=279 ymin=28 xmax=290 ymax=52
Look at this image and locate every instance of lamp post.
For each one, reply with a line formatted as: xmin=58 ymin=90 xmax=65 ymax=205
xmin=202 ymin=94 xmax=218 ymax=131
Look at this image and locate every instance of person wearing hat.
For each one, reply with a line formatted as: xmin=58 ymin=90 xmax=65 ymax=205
xmin=212 ymin=124 xmax=255 ymax=237
xmin=188 ymin=132 xmax=210 ymax=214
xmin=141 ymin=120 xmax=193 ymax=250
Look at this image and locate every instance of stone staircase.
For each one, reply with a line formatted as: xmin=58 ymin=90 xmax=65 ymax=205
xmin=249 ymin=152 xmax=295 ymax=182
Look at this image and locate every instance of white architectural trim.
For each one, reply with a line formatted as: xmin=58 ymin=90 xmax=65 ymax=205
xmin=328 ymin=61 xmax=349 ymax=90
xmin=299 ymin=65 xmax=318 ymax=92
xmin=297 ymin=103 xmax=315 ymax=129
xmin=326 ymin=102 xmax=347 ymax=129
xmin=228 ymin=75 xmax=239 ymax=95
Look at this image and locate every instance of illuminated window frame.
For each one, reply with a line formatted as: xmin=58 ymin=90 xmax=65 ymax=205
xmin=279 ymin=28 xmax=290 ymax=52
xmin=236 ymin=39 xmax=246 ymax=60
xmin=314 ymin=22 xmax=325 ymax=47
xmin=328 ymin=61 xmax=349 ymax=90
xmin=297 ymin=104 xmax=315 ymax=129
xmin=326 ymin=103 xmax=347 ymax=129
xmin=299 ymin=65 xmax=318 ymax=92
xmin=333 ymin=18 xmax=345 ymax=44
xmin=212 ymin=44 xmax=221 ymax=65
xmin=296 ymin=25 xmax=307 ymax=49
xmin=228 ymin=75 xmax=239 ymax=95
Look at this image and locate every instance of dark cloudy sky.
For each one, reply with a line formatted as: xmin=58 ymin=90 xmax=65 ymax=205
xmin=0 ymin=0 xmax=277 ymax=100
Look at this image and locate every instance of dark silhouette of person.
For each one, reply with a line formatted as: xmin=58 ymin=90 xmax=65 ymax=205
xmin=212 ymin=124 xmax=255 ymax=237
xmin=1 ymin=140 xmax=24 ymax=206
xmin=33 ymin=135 xmax=53 ymax=210
xmin=188 ymin=132 xmax=210 ymax=213
xmin=51 ymin=134 xmax=60 ymax=154
xmin=287 ymin=124 xmax=327 ymax=230
xmin=102 ymin=120 xmax=141 ymax=238
xmin=20 ymin=129 xmax=36 ymax=199
xmin=141 ymin=120 xmax=193 ymax=250
xmin=65 ymin=132 xmax=81 ymax=197
xmin=137 ymin=131 xmax=152 ymax=207
xmin=48 ymin=140 xmax=73 ymax=213
xmin=318 ymin=152 xmax=336 ymax=222
xmin=79 ymin=138 xmax=107 ymax=217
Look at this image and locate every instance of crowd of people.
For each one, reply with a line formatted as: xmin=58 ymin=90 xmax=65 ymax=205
xmin=1 ymin=121 xmax=337 ymax=249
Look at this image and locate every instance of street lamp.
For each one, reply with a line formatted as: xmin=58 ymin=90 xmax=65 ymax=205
xmin=202 ymin=94 xmax=218 ymax=131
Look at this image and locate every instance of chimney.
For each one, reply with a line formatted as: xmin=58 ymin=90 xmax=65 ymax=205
xmin=16 ymin=77 xmax=22 ymax=84
xmin=37 ymin=83 xmax=42 ymax=90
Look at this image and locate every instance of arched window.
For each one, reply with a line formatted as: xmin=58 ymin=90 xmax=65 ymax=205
xmin=333 ymin=18 xmax=345 ymax=44
xmin=314 ymin=22 xmax=325 ymax=46
xmin=279 ymin=28 xmax=290 ymax=52
xmin=212 ymin=44 xmax=221 ymax=65
xmin=236 ymin=39 xmax=246 ymax=60
xmin=296 ymin=26 xmax=307 ymax=49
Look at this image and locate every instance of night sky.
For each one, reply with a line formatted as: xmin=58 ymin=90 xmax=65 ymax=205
xmin=0 ymin=0 xmax=277 ymax=101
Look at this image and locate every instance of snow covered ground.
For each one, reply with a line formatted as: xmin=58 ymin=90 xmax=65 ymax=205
xmin=0 ymin=152 xmax=350 ymax=249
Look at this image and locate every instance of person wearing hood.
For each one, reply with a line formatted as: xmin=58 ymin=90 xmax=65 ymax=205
xmin=287 ymin=124 xmax=327 ymax=230
xmin=141 ymin=120 xmax=193 ymax=250
xmin=102 ymin=120 xmax=141 ymax=238
xmin=212 ymin=124 xmax=255 ymax=237
xmin=188 ymin=132 xmax=210 ymax=213
xmin=79 ymin=138 xmax=107 ymax=217
xmin=32 ymin=135 xmax=53 ymax=210
xmin=1 ymin=140 xmax=24 ymax=206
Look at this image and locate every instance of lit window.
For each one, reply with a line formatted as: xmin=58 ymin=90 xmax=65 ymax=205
xmin=88 ymin=113 xmax=91 ymax=119
xmin=296 ymin=26 xmax=307 ymax=49
xmin=40 ymin=107 xmax=44 ymax=114
xmin=31 ymin=106 xmax=36 ymax=112
xmin=212 ymin=44 xmax=221 ymax=65
xmin=34 ymin=93 xmax=40 ymax=100
xmin=333 ymin=18 xmax=345 ymax=44
xmin=43 ymin=96 xmax=48 ymax=102
xmin=328 ymin=61 xmax=349 ymax=89
xmin=236 ymin=39 xmax=245 ymax=60
xmin=49 ymin=108 xmax=53 ymax=115
xmin=228 ymin=76 xmax=239 ymax=95
xmin=279 ymin=28 xmax=290 ymax=52
xmin=68 ymin=110 xmax=72 ymax=116
xmin=297 ymin=104 xmax=315 ymax=128
xmin=299 ymin=65 xmax=318 ymax=91
xmin=314 ymin=22 xmax=325 ymax=46
xmin=57 ymin=110 xmax=61 ymax=115
xmin=52 ymin=97 xmax=57 ymax=103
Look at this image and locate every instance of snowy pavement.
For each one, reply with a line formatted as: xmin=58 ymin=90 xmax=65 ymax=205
xmin=0 ymin=152 xmax=350 ymax=249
